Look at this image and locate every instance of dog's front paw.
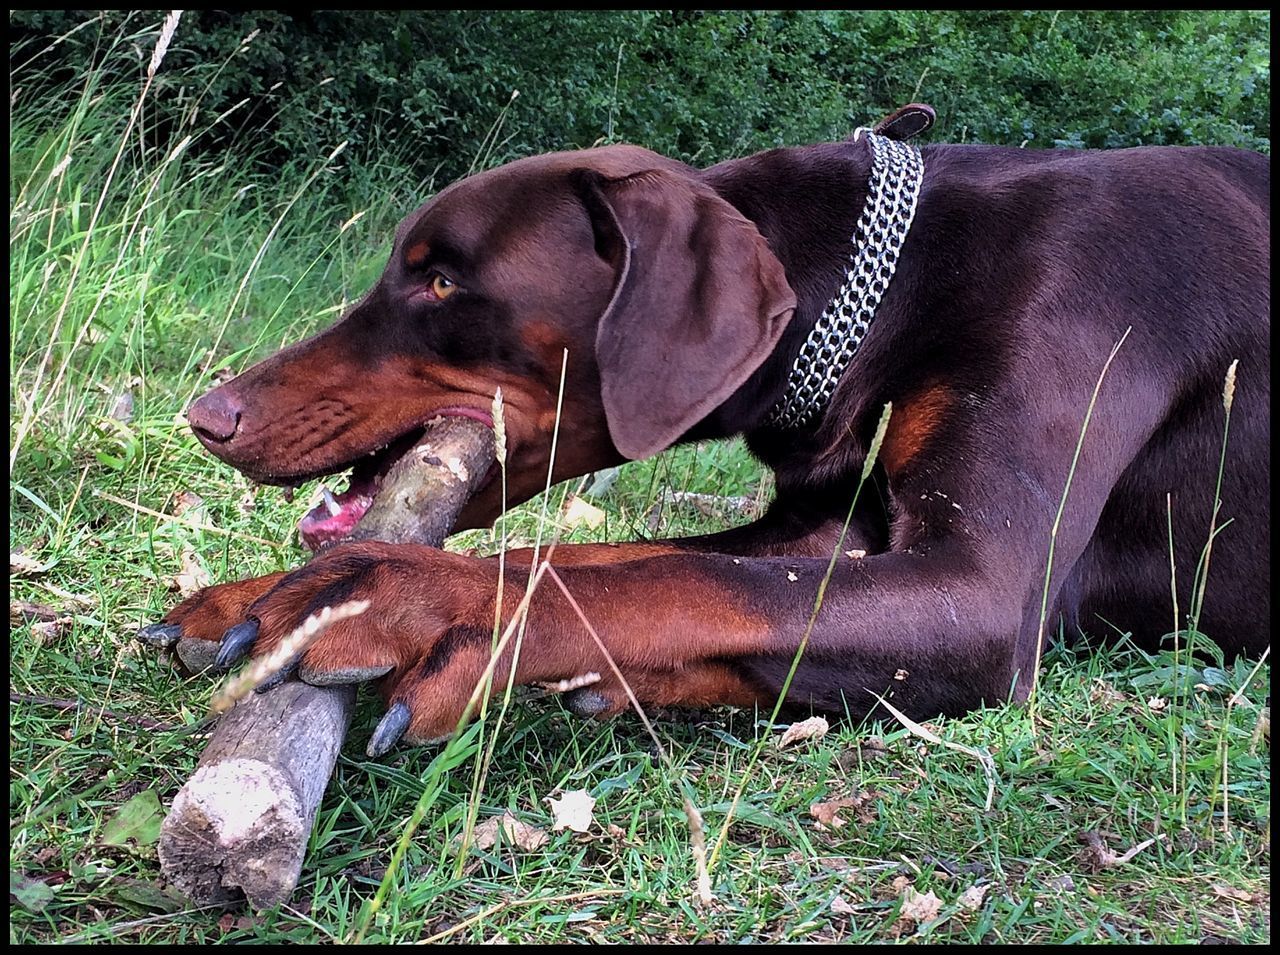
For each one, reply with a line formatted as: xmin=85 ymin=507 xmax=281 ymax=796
xmin=202 ymin=541 xmax=509 ymax=754
xmin=138 ymin=571 xmax=290 ymax=673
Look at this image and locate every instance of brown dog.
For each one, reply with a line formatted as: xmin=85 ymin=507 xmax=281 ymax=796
xmin=143 ymin=110 xmax=1270 ymax=752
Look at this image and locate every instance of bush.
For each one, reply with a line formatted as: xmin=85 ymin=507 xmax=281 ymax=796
xmin=10 ymin=10 xmax=1269 ymax=185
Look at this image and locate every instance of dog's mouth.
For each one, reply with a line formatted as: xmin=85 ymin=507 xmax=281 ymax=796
xmin=294 ymin=407 xmax=494 ymax=552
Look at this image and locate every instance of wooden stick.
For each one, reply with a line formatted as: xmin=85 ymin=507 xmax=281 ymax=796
xmin=345 ymin=415 xmax=497 ymax=547
xmin=159 ymin=417 xmax=495 ymax=909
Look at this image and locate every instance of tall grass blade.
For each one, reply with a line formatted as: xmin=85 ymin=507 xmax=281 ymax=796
xmin=1028 ymin=326 xmax=1131 ymax=730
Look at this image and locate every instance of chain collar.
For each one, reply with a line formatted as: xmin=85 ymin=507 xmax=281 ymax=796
xmin=764 ymin=129 xmax=924 ymax=431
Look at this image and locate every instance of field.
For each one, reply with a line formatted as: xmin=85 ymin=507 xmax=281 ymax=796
xmin=9 ymin=15 xmax=1270 ymax=943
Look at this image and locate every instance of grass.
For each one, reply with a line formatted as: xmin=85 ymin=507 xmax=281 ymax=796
xmin=9 ymin=20 xmax=1270 ymax=944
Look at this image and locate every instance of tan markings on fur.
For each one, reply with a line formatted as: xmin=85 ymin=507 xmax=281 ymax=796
xmin=405 ymin=241 xmax=430 ymax=268
xmin=634 ymin=662 xmax=763 ymax=708
xmin=520 ymin=320 xmax=575 ymax=372
xmin=520 ymin=542 xmax=687 ymax=567
xmin=569 ymin=663 xmax=763 ymax=716
xmin=880 ymin=383 xmax=953 ymax=475
xmin=401 ymin=359 xmax=554 ymax=404
xmin=166 ymin=571 xmax=289 ymax=639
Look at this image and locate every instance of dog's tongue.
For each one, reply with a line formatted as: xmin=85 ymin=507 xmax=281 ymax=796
xmin=298 ymin=480 xmax=376 ymax=552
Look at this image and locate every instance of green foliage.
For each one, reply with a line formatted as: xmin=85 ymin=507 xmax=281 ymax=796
xmin=100 ymin=789 xmax=164 ymax=847
xmin=11 ymin=10 xmax=1270 ymax=187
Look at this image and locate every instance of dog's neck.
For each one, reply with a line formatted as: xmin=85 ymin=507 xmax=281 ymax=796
xmin=693 ymin=135 xmax=924 ymax=443
xmin=765 ymin=129 xmax=923 ymax=430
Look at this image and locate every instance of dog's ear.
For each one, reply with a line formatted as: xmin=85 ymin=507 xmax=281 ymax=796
xmin=571 ymin=168 xmax=796 ymax=460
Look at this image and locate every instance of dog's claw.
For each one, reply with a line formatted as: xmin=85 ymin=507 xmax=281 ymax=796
xmin=137 ymin=622 xmax=183 ymax=648
xmin=367 ymin=701 xmax=411 ymax=758
xmin=215 ymin=619 xmax=260 ymax=670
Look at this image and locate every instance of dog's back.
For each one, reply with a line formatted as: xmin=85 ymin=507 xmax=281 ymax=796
xmin=909 ymin=143 xmax=1269 ymax=657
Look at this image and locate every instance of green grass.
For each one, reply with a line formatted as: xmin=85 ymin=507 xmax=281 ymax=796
xmin=9 ymin=25 xmax=1270 ymax=945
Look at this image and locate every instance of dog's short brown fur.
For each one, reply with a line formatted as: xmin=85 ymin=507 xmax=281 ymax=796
xmin=154 ymin=124 xmax=1270 ymax=745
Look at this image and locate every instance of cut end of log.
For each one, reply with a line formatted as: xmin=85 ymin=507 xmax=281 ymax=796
xmin=160 ymin=758 xmax=306 ymax=908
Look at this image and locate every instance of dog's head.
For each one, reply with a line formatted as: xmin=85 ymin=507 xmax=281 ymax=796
xmin=186 ymin=144 xmax=795 ymax=535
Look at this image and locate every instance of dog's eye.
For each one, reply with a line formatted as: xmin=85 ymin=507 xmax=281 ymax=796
xmin=429 ymin=273 xmax=458 ymax=301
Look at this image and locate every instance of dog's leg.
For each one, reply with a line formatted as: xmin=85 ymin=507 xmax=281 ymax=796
xmin=200 ymin=529 xmax=1035 ymax=744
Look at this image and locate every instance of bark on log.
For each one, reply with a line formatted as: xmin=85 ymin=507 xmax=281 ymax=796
xmin=345 ymin=415 xmax=498 ymax=547
xmin=159 ymin=416 xmax=495 ymax=909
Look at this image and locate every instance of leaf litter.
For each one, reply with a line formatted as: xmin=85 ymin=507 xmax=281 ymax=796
xmin=468 ymin=812 xmax=549 ymax=852
xmin=547 ymin=789 xmax=596 ymax=833
xmin=809 ymin=791 xmax=878 ymax=830
xmin=778 ymin=715 xmax=829 ymax=748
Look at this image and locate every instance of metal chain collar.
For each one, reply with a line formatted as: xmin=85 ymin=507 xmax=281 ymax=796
xmin=765 ymin=129 xmax=924 ymax=431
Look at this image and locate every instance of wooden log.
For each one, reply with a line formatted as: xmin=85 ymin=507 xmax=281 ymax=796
xmin=159 ymin=416 xmax=495 ymax=909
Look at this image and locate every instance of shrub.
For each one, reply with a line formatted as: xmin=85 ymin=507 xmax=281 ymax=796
xmin=10 ymin=9 xmax=1269 ymax=186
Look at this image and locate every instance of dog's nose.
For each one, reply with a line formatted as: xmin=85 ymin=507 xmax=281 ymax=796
xmin=187 ymin=388 xmax=242 ymax=442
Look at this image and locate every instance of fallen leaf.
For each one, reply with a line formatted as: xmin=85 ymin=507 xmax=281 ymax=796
xmin=10 ymin=552 xmax=49 ymax=576
xmin=561 ymin=494 xmax=606 ymax=530
xmin=30 ymin=617 xmax=73 ymax=645
xmin=109 ymin=390 xmax=134 ymax=423
xmin=111 ymin=877 xmax=184 ymax=913
xmin=167 ymin=546 xmax=211 ymax=598
xmin=836 ymin=737 xmax=889 ymax=771
xmin=1088 ymin=679 xmax=1126 ymax=705
xmin=810 ymin=798 xmax=855 ymax=829
xmin=101 ymin=790 xmax=164 ymax=848
xmin=1076 ymin=830 xmax=1163 ymax=871
xmin=778 ymin=715 xmax=829 ymax=748
xmin=1211 ymin=884 xmax=1254 ymax=903
xmin=470 ymin=812 xmax=548 ymax=852
xmin=956 ymin=883 xmax=989 ymax=912
xmin=809 ymin=792 xmax=877 ymax=830
xmin=1045 ymin=874 xmax=1076 ymax=894
xmin=1146 ymin=696 xmax=1168 ymax=712
xmin=11 ymin=599 xmax=60 ymax=625
xmin=898 ymin=885 xmax=943 ymax=926
xmin=546 ymin=789 xmax=596 ymax=833
xmin=172 ymin=490 xmax=206 ymax=519
xmin=10 ymin=872 xmax=56 ymax=912
xmin=830 ymin=895 xmax=857 ymax=915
